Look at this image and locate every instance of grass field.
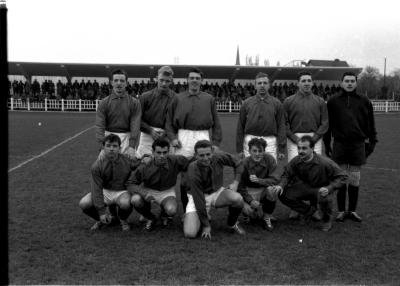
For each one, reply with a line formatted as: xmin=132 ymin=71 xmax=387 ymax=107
xmin=8 ymin=111 xmax=400 ymax=284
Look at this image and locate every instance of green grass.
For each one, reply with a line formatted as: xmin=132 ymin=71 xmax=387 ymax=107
xmin=8 ymin=111 xmax=400 ymax=284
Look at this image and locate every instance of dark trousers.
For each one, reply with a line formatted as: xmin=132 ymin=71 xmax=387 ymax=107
xmin=279 ymin=182 xmax=333 ymax=221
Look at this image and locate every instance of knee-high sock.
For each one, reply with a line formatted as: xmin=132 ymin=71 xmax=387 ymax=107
xmin=348 ymin=185 xmax=359 ymax=212
xmin=82 ymin=206 xmax=99 ymax=221
xmin=336 ymin=185 xmax=347 ymax=212
xmin=135 ymin=201 xmax=155 ymax=220
xmin=117 ymin=205 xmax=133 ymax=221
xmin=261 ymin=198 xmax=276 ymax=215
xmin=227 ymin=206 xmax=242 ymax=227
xmin=180 ymin=185 xmax=189 ymax=213
xmin=108 ymin=204 xmax=118 ymax=217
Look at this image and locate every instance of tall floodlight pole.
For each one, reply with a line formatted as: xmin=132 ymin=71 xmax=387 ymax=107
xmin=0 ymin=1 xmax=9 ymax=285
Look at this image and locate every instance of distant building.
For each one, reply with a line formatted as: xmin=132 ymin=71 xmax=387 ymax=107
xmin=307 ymin=59 xmax=349 ymax=67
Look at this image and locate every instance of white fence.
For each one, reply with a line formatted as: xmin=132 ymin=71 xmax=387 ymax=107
xmin=7 ymin=98 xmax=400 ymax=113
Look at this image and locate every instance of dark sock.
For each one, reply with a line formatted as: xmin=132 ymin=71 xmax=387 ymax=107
xmin=337 ymin=185 xmax=347 ymax=212
xmin=227 ymin=206 xmax=242 ymax=227
xmin=180 ymin=185 xmax=189 ymax=213
xmin=117 ymin=205 xmax=133 ymax=221
xmin=135 ymin=201 xmax=155 ymax=220
xmin=348 ymin=185 xmax=359 ymax=212
xmin=261 ymin=199 xmax=276 ymax=214
xmin=82 ymin=206 xmax=99 ymax=221
xmin=108 ymin=204 xmax=118 ymax=217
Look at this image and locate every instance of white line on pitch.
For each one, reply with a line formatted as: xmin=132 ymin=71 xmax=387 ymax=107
xmin=8 ymin=126 xmax=95 ymax=173
xmin=364 ymin=166 xmax=399 ymax=172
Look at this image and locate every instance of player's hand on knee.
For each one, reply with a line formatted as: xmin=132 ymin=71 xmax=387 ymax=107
xmin=100 ymin=213 xmax=112 ymax=224
xmin=250 ymin=200 xmax=260 ymax=209
xmin=318 ymin=187 xmax=329 ymax=197
xmin=278 ymin=153 xmax=285 ymax=160
xmin=171 ymin=139 xmax=182 ymax=149
xmin=126 ymin=147 xmax=136 ymax=160
xmin=201 ymin=226 xmax=212 ymax=239
xmin=150 ymin=128 xmax=162 ymax=140
xmin=228 ymin=180 xmax=239 ymax=192
xmin=269 ymin=185 xmax=283 ymax=196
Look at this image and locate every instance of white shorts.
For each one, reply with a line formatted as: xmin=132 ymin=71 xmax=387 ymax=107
xmin=104 ymin=131 xmax=131 ymax=155
xmin=287 ymin=132 xmax=322 ymax=162
xmin=142 ymin=187 xmax=176 ymax=205
xmin=185 ymin=187 xmax=226 ymax=215
xmin=174 ymin=129 xmax=210 ymax=158
xmin=243 ymin=135 xmax=277 ymax=161
xmin=103 ymin=189 xmax=129 ymax=205
xmin=136 ymin=127 xmax=165 ymax=158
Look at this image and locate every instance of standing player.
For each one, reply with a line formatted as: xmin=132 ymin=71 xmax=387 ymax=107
xmin=136 ymin=66 xmax=176 ymax=158
xmin=128 ymin=138 xmax=189 ymax=231
xmin=165 ymin=67 xmax=222 ymax=212
xmin=237 ymin=138 xmax=280 ymax=231
xmin=283 ymin=71 xmax=328 ymax=219
xmin=283 ymin=71 xmax=328 ymax=161
xmin=183 ymin=140 xmax=245 ymax=239
xmin=271 ymin=136 xmax=347 ymax=232
xmin=79 ymin=134 xmax=140 ymax=231
xmin=96 ymin=69 xmax=141 ymax=159
xmin=324 ymin=72 xmax=377 ymax=222
xmin=236 ymin=72 xmax=286 ymax=161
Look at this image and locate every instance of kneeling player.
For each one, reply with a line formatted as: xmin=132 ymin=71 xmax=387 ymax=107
xmin=271 ymin=136 xmax=347 ymax=232
xmin=79 ymin=134 xmax=140 ymax=231
xmin=183 ymin=140 xmax=245 ymax=239
xmin=237 ymin=138 xmax=280 ymax=231
xmin=128 ymin=138 xmax=189 ymax=231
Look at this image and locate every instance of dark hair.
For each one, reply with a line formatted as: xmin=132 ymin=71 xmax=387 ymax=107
xmin=152 ymin=137 xmax=170 ymax=151
xmin=158 ymin=66 xmax=174 ymax=77
xmin=111 ymin=69 xmax=128 ymax=81
xmin=298 ymin=135 xmax=315 ymax=148
xmin=255 ymin=72 xmax=270 ymax=81
xmin=103 ymin=133 xmax=121 ymax=146
xmin=248 ymin=138 xmax=267 ymax=151
xmin=194 ymin=140 xmax=212 ymax=153
xmin=297 ymin=71 xmax=312 ymax=81
xmin=186 ymin=67 xmax=204 ymax=79
xmin=341 ymin=71 xmax=357 ymax=81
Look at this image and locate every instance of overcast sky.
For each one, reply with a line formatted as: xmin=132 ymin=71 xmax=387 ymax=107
xmin=6 ymin=0 xmax=400 ymax=74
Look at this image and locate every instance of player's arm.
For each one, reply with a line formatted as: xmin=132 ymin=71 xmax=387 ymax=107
xmin=217 ymin=152 xmax=243 ymax=190
xmin=313 ymin=99 xmax=329 ymax=143
xmin=126 ymin=165 xmax=145 ymax=196
xmin=165 ymin=96 xmax=179 ymax=143
xmin=138 ymin=93 xmax=152 ymax=135
xmin=129 ymin=98 xmax=142 ymax=149
xmin=237 ymin=165 xmax=254 ymax=205
xmin=283 ymin=99 xmax=299 ymax=143
xmin=210 ymin=97 xmax=222 ymax=147
xmin=95 ymin=100 xmax=106 ymax=151
xmin=276 ymin=101 xmax=287 ymax=157
xmin=365 ymin=100 xmax=378 ymax=157
xmin=236 ymin=102 xmax=247 ymax=154
xmin=187 ymin=165 xmax=210 ymax=228
xmin=325 ymin=159 xmax=348 ymax=194
xmin=90 ymin=162 xmax=107 ymax=216
xmin=257 ymin=156 xmax=280 ymax=186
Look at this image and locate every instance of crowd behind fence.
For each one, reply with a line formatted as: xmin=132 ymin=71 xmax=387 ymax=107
xmin=9 ymin=79 xmax=346 ymax=103
xmin=8 ymin=98 xmax=400 ymax=113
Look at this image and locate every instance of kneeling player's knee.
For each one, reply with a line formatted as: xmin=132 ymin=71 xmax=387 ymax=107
xmin=79 ymin=194 xmax=92 ymax=210
xmin=231 ymin=193 xmax=244 ymax=208
xmin=348 ymin=171 xmax=361 ymax=186
xmin=184 ymin=227 xmax=198 ymax=238
xmin=131 ymin=194 xmax=144 ymax=208
xmin=163 ymin=201 xmax=177 ymax=217
xmin=118 ymin=197 xmax=132 ymax=210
